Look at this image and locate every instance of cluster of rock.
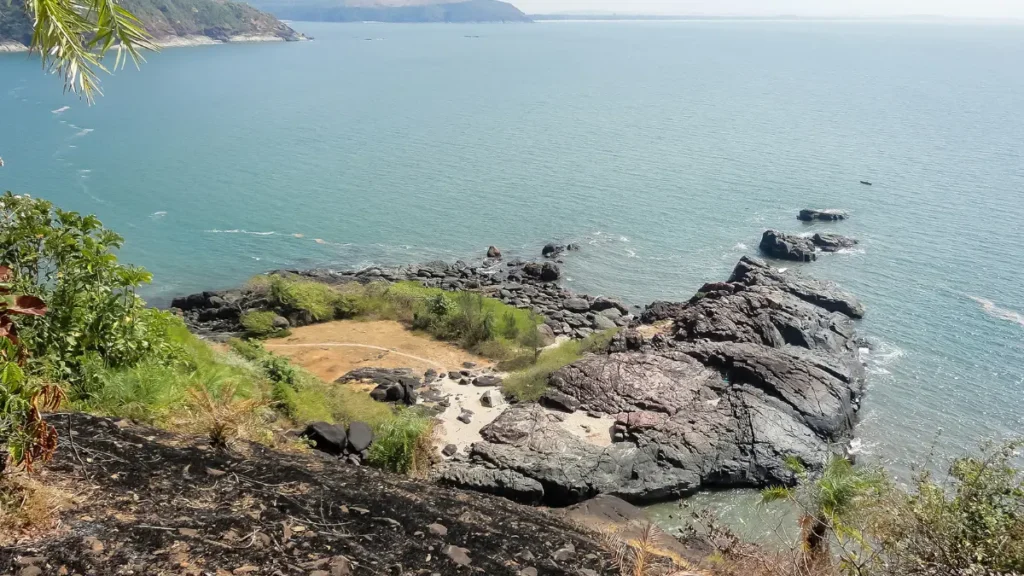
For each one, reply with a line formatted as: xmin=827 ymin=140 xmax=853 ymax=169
xmin=172 ymin=252 xmax=634 ymax=339
xmin=300 ymin=420 xmax=374 ymax=465
xmin=759 ymin=230 xmax=859 ymax=262
xmin=338 ymin=365 xmax=504 ymax=412
xmin=433 ymin=256 xmax=867 ymax=505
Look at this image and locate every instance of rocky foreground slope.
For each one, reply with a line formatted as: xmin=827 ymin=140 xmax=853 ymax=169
xmin=0 ymin=413 xmax=614 ymax=575
xmin=434 ymin=257 xmax=867 ymax=505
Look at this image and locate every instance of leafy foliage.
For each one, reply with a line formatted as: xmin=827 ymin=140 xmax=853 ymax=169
xmin=0 ymin=0 xmax=152 ymax=101
xmin=0 ymin=193 xmax=183 ymax=393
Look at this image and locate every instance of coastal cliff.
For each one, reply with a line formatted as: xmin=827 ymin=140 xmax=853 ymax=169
xmin=245 ymin=0 xmax=531 ymax=23
xmin=0 ymin=0 xmax=303 ymax=50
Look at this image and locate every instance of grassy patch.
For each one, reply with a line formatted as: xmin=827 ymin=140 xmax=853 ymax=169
xmin=0 ymin=474 xmax=73 ymax=544
xmin=367 ymin=409 xmax=437 ymax=476
xmin=503 ymin=329 xmax=619 ymax=402
xmin=240 ymin=310 xmax=281 ymax=337
xmin=251 ymin=276 xmax=543 ymax=361
xmin=227 ymin=338 xmax=394 ymax=429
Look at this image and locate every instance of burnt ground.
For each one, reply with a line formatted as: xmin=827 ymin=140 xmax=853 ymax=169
xmin=1 ymin=413 xmax=616 ymax=576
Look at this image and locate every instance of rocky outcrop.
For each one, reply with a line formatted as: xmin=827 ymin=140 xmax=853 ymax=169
xmin=812 ymin=233 xmax=858 ymax=252
xmin=172 ymin=256 xmax=633 ymax=340
xmin=798 ymin=209 xmax=848 ymax=221
xmin=759 ymin=230 xmax=817 ymax=262
xmin=435 ymin=257 xmax=866 ymax=505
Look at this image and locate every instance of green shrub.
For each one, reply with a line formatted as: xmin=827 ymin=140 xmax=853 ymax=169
xmin=0 ymin=193 xmax=184 ymax=393
xmin=502 ymin=329 xmax=619 ymax=402
xmin=75 ymin=360 xmax=189 ymax=423
xmin=240 ymin=310 xmax=280 ymax=337
xmin=269 ymin=276 xmax=341 ymax=321
xmin=367 ymin=409 xmax=436 ymax=475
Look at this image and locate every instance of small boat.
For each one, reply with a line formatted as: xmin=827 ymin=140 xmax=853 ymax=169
xmin=859 ymin=180 xmax=872 ymax=186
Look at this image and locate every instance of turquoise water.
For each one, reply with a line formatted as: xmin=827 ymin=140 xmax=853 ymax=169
xmin=2 ymin=21 xmax=1023 ymax=482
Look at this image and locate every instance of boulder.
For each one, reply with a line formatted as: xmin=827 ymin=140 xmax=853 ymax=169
xmin=271 ymin=315 xmax=290 ymax=330
xmin=457 ymin=411 xmax=473 ymax=424
xmin=812 ymin=233 xmax=858 ymax=252
xmin=537 ymin=324 xmax=556 ymax=346
xmin=592 ymin=314 xmax=617 ymax=331
xmin=798 ymin=209 xmax=848 ymax=221
xmin=302 ymin=422 xmax=347 ymax=456
xmin=759 ymin=230 xmax=817 ymax=262
xmin=487 ymin=246 xmax=502 ymax=259
xmin=441 ymin=444 xmax=458 ymax=457
xmin=542 ymin=243 xmax=565 ymax=258
xmin=347 ymin=422 xmax=373 ymax=452
xmin=473 ymin=375 xmax=503 ymax=387
xmin=523 ymin=261 xmax=561 ymax=282
xmin=563 ymin=297 xmax=590 ymax=313
xmin=539 ymin=390 xmax=580 ymax=413
xmin=480 ymin=389 xmax=505 ymax=408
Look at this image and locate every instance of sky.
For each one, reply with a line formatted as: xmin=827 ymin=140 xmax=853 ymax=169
xmin=513 ymin=0 xmax=1024 ymax=19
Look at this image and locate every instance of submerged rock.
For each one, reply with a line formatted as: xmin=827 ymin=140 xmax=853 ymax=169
xmin=812 ymin=232 xmax=859 ymax=252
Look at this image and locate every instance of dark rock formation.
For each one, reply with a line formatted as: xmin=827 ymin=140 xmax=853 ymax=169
xmin=812 ymin=233 xmax=859 ymax=252
xmin=798 ymin=209 xmax=848 ymax=221
xmin=172 ymin=253 xmax=633 ymax=340
xmin=759 ymin=230 xmax=817 ymax=262
xmin=301 ymin=422 xmax=347 ymax=455
xmin=434 ymin=257 xmax=867 ymax=505
xmin=347 ymin=422 xmax=373 ymax=452
xmin=487 ymin=245 xmax=502 ymax=258
xmin=473 ymin=374 xmax=503 ymax=387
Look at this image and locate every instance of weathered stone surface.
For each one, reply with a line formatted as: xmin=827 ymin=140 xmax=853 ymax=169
xmin=347 ymin=422 xmax=373 ymax=452
xmin=812 ymin=232 xmax=858 ymax=252
xmin=487 ymin=246 xmax=502 ymax=259
xmin=480 ymin=389 xmax=505 ymax=408
xmin=798 ymin=208 xmax=848 ymax=221
xmin=539 ymin=390 xmax=581 ymax=413
xmin=759 ymin=230 xmax=817 ymax=262
xmin=473 ymin=375 xmax=503 ymax=387
xmin=439 ymin=257 xmax=866 ymax=505
xmin=302 ymin=422 xmax=347 ymax=456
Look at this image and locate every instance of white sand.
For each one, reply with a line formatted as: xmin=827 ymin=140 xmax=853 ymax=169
xmin=429 ymin=372 xmax=617 ymax=454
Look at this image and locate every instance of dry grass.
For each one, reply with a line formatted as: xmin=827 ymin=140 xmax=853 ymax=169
xmin=602 ymin=521 xmax=697 ymax=576
xmin=184 ymin=382 xmax=269 ymax=450
xmin=0 ymin=472 xmax=73 ymax=545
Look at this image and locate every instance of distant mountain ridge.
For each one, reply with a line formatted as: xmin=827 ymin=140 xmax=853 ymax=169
xmin=0 ymin=0 xmax=302 ymax=49
xmin=245 ymin=0 xmax=531 ymax=23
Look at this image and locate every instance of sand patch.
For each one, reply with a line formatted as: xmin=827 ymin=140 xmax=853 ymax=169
xmin=265 ymin=319 xmax=491 ymax=382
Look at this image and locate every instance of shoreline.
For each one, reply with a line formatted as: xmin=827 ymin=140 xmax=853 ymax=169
xmin=172 ymin=245 xmax=869 ymax=506
xmin=0 ymin=34 xmax=303 ymax=54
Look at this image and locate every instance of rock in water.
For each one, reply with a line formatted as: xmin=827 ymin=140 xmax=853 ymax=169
xmin=812 ymin=232 xmax=858 ymax=252
xmin=798 ymin=208 xmax=848 ymax=221
xmin=759 ymin=229 xmax=817 ymax=262
xmin=487 ymin=246 xmax=502 ymax=258
xmin=434 ymin=257 xmax=867 ymax=505
xmin=302 ymin=422 xmax=347 ymax=455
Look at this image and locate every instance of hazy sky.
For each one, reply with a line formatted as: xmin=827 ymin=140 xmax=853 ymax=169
xmin=514 ymin=0 xmax=1024 ymax=18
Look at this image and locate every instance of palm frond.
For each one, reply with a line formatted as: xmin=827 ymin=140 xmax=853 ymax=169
xmin=761 ymin=485 xmax=795 ymax=504
xmin=26 ymin=0 xmax=155 ymax=102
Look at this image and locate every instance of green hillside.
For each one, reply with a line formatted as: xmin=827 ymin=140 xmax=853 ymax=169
xmin=245 ymin=0 xmax=531 ymax=23
xmin=0 ymin=0 xmax=302 ymax=46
